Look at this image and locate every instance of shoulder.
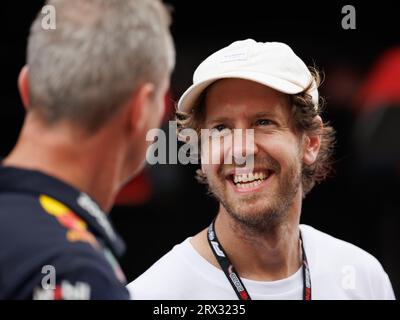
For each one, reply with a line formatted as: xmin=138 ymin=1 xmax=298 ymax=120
xmin=127 ymin=238 xmax=197 ymax=299
xmin=300 ymin=224 xmax=395 ymax=299
xmin=0 ymin=193 xmax=128 ymax=299
xmin=0 ymin=192 xmax=70 ymax=256
xmin=34 ymin=246 xmax=130 ymax=300
xmin=0 ymin=236 xmax=129 ymax=299
xmin=0 ymin=192 xmax=96 ymax=259
xmin=301 ymin=224 xmax=383 ymax=268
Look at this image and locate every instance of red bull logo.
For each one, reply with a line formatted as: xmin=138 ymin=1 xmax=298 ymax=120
xmin=39 ymin=194 xmax=99 ymax=249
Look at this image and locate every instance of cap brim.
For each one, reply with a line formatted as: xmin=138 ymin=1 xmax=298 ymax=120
xmin=177 ymin=71 xmax=312 ymax=112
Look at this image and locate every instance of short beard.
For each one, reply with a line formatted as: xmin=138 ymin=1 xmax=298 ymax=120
xmin=207 ymin=159 xmax=302 ymax=235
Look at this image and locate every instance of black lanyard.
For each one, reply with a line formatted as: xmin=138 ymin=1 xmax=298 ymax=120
xmin=207 ymin=220 xmax=312 ymax=300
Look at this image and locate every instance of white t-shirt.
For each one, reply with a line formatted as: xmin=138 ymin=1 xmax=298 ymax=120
xmin=127 ymin=225 xmax=395 ymax=300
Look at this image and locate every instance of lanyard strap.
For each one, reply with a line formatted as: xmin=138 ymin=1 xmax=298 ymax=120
xmin=207 ymin=220 xmax=312 ymax=300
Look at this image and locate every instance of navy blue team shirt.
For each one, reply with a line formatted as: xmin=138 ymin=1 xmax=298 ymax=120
xmin=0 ymin=165 xmax=130 ymax=299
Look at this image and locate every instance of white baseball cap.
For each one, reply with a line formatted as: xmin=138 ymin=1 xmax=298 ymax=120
xmin=177 ymin=39 xmax=318 ymax=112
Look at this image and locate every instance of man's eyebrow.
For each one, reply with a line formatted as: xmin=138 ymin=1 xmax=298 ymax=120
xmin=205 ymin=111 xmax=278 ymax=125
xmin=251 ymin=111 xmax=277 ymax=118
xmin=205 ymin=116 xmax=231 ymax=126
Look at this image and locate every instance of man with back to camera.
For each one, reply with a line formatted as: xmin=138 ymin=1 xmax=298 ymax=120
xmin=0 ymin=0 xmax=175 ymax=300
xmin=127 ymin=39 xmax=395 ymax=299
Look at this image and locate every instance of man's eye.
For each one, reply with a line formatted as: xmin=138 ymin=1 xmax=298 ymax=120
xmin=256 ymin=119 xmax=273 ymax=126
xmin=213 ymin=124 xmax=227 ymax=132
xmin=210 ymin=124 xmax=231 ymax=138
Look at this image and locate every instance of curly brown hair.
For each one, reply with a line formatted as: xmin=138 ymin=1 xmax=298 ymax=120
xmin=176 ymin=69 xmax=336 ymax=197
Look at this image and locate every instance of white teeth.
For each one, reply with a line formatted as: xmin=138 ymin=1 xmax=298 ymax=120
xmin=248 ymin=172 xmax=255 ymax=181
xmin=236 ymin=179 xmax=263 ymax=190
xmin=233 ymin=171 xmax=268 ymax=184
xmin=232 ymin=170 xmax=272 ymax=190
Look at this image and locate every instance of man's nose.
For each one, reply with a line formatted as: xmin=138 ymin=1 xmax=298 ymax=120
xmin=231 ymin=128 xmax=257 ymax=166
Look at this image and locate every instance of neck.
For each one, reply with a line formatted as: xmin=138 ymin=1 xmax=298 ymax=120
xmin=3 ymin=113 xmax=127 ymax=211
xmin=192 ymin=193 xmax=303 ymax=281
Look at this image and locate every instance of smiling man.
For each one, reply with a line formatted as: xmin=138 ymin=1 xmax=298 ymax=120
xmin=127 ymin=39 xmax=395 ymax=300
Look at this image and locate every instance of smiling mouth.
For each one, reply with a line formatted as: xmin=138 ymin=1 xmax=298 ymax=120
xmin=227 ymin=170 xmax=273 ymax=191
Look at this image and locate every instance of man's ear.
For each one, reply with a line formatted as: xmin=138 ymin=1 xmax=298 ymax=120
xmin=18 ymin=65 xmax=30 ymax=110
xmin=127 ymin=82 xmax=155 ymax=134
xmin=302 ymin=116 xmax=322 ymax=165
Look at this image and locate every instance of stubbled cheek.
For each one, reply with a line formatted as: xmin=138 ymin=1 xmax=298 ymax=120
xmin=201 ymin=164 xmax=216 ymax=178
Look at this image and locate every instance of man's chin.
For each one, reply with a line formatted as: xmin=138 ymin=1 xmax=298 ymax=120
xmin=225 ymin=193 xmax=272 ymax=212
xmin=224 ymin=200 xmax=276 ymax=220
xmin=226 ymin=207 xmax=284 ymax=233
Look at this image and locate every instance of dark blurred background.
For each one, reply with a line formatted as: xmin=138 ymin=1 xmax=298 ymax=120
xmin=1 ymin=1 xmax=399 ymax=297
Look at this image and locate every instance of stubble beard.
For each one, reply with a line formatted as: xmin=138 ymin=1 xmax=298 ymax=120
xmin=207 ymin=158 xmax=302 ymax=235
